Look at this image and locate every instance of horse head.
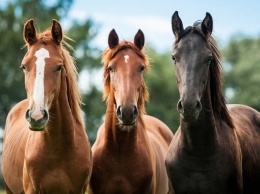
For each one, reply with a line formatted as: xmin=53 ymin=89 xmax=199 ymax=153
xmin=103 ymin=29 xmax=149 ymax=128
xmin=22 ymin=19 xmax=64 ymax=131
xmin=171 ymin=11 xmax=214 ymax=122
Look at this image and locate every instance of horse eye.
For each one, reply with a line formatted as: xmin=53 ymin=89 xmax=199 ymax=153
xmin=56 ymin=65 xmax=62 ymax=72
xmin=107 ymin=66 xmax=114 ymax=72
xmin=20 ymin=65 xmax=26 ymax=71
xmin=140 ymin=65 xmax=145 ymax=72
xmin=208 ymin=56 xmax=213 ymax=64
xmin=171 ymin=55 xmax=176 ymax=61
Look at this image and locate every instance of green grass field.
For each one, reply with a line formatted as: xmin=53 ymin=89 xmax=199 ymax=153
xmin=0 ymin=191 xmax=5 ymax=194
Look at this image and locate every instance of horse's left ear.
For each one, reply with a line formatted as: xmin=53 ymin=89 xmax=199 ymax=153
xmin=51 ymin=19 xmax=63 ymax=45
xmin=134 ymin=29 xmax=145 ymax=50
xmin=24 ymin=19 xmax=37 ymax=46
xmin=201 ymin=12 xmax=213 ymax=37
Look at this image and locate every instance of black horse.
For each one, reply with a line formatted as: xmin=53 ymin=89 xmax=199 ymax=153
xmin=165 ymin=11 xmax=260 ymax=194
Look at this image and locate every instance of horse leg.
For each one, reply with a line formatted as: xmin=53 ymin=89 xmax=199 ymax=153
xmin=4 ymin=183 xmax=14 ymax=194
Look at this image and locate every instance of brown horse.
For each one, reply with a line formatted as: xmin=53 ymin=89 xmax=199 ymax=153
xmin=1 ymin=19 xmax=92 ymax=193
xmin=88 ymin=29 xmax=174 ymax=194
xmin=165 ymin=11 xmax=260 ymax=194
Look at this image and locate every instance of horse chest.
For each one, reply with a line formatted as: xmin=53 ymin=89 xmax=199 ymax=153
xmin=166 ymin=151 xmax=241 ymax=194
xmin=91 ymin=147 xmax=153 ymax=194
xmin=24 ymin=148 xmax=90 ymax=193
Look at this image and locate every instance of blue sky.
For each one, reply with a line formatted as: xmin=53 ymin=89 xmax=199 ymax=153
xmin=1 ymin=0 xmax=260 ymax=52
xmin=1 ymin=0 xmax=260 ymax=92
xmin=64 ymin=0 xmax=260 ymax=52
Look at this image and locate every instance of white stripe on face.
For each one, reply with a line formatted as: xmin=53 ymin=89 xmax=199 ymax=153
xmin=124 ymin=55 xmax=129 ymax=63
xmin=32 ymin=48 xmax=50 ymax=120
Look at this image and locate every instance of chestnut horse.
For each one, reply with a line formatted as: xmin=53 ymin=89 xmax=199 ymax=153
xmin=165 ymin=11 xmax=260 ymax=194
xmin=1 ymin=19 xmax=92 ymax=193
xmin=88 ymin=29 xmax=174 ymax=194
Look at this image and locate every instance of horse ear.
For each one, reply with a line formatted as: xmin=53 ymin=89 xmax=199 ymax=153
xmin=51 ymin=19 xmax=63 ymax=45
xmin=172 ymin=11 xmax=184 ymax=40
xmin=24 ymin=19 xmax=37 ymax=45
xmin=134 ymin=29 xmax=145 ymax=50
xmin=201 ymin=12 xmax=213 ymax=37
xmin=108 ymin=29 xmax=119 ymax=49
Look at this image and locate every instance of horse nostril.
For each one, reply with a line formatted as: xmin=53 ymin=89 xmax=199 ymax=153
xmin=42 ymin=109 xmax=49 ymax=121
xmin=25 ymin=109 xmax=31 ymax=122
xmin=116 ymin=106 xmax=122 ymax=119
xmin=196 ymin=101 xmax=202 ymax=111
xmin=133 ymin=106 xmax=138 ymax=118
xmin=177 ymin=100 xmax=183 ymax=113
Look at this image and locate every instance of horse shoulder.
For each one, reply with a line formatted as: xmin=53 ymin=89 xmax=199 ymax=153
xmin=91 ymin=123 xmax=105 ymax=153
xmin=143 ymin=115 xmax=173 ymax=145
xmin=2 ymin=99 xmax=29 ymax=194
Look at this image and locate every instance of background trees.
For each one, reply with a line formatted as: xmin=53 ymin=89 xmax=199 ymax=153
xmin=223 ymin=36 xmax=260 ymax=110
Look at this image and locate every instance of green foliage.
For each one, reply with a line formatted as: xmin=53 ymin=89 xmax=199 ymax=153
xmin=223 ymin=36 xmax=260 ymax=110
xmin=66 ymin=19 xmax=105 ymax=144
xmin=145 ymin=46 xmax=180 ymax=133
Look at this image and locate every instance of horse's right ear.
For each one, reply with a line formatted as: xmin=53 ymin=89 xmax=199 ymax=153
xmin=171 ymin=11 xmax=184 ymax=40
xmin=108 ymin=29 xmax=119 ymax=49
xmin=24 ymin=19 xmax=37 ymax=46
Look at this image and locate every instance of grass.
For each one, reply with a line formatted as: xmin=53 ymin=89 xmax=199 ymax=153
xmin=0 ymin=191 xmax=5 ymax=194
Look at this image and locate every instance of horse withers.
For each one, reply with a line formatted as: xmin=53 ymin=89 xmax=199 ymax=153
xmin=1 ymin=19 xmax=92 ymax=193
xmin=88 ymin=29 xmax=174 ymax=194
xmin=165 ymin=11 xmax=260 ymax=194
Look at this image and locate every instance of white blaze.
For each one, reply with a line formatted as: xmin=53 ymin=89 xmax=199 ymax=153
xmin=124 ymin=55 xmax=129 ymax=63
xmin=32 ymin=48 xmax=50 ymax=120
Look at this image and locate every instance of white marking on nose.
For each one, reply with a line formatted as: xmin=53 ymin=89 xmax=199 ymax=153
xmin=32 ymin=48 xmax=50 ymax=121
xmin=124 ymin=55 xmax=129 ymax=63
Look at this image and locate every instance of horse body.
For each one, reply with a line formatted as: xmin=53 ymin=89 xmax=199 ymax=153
xmin=88 ymin=29 xmax=173 ymax=194
xmin=2 ymin=20 xmax=92 ymax=194
xmin=166 ymin=11 xmax=260 ymax=194
xmin=228 ymin=104 xmax=260 ymax=193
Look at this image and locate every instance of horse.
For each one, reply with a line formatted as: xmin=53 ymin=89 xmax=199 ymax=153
xmin=1 ymin=19 xmax=92 ymax=194
xmin=165 ymin=11 xmax=260 ymax=194
xmin=88 ymin=29 xmax=174 ymax=194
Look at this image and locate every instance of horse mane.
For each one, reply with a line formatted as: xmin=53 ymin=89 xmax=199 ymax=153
xmin=175 ymin=22 xmax=234 ymax=129
xmin=101 ymin=40 xmax=150 ymax=115
xmin=29 ymin=29 xmax=84 ymax=127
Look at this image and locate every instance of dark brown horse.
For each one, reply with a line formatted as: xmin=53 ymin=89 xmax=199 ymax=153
xmin=165 ymin=11 xmax=260 ymax=194
xmin=1 ymin=19 xmax=92 ymax=193
xmin=88 ymin=29 xmax=174 ymax=194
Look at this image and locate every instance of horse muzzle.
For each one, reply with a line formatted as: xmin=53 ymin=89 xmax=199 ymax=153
xmin=116 ymin=105 xmax=138 ymax=126
xmin=25 ymin=108 xmax=49 ymax=131
xmin=177 ymin=99 xmax=202 ymax=122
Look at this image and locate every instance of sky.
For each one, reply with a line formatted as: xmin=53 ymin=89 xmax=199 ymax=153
xmin=64 ymin=0 xmax=260 ymax=53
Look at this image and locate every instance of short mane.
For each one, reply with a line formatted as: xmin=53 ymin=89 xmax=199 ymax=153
xmin=175 ymin=22 xmax=234 ymax=129
xmin=101 ymin=40 xmax=150 ymax=115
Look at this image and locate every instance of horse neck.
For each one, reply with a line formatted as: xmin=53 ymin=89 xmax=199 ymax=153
xmin=43 ymin=71 xmax=80 ymax=147
xmin=180 ymin=76 xmax=218 ymax=154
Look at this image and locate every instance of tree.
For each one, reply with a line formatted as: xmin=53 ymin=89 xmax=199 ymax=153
xmin=146 ymin=46 xmax=180 ymax=133
xmin=223 ymin=36 xmax=260 ymax=110
xmin=66 ymin=19 xmax=105 ymax=144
